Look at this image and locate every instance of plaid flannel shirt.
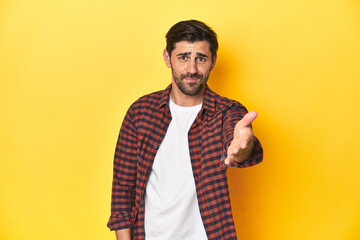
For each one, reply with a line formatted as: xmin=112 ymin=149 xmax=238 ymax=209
xmin=107 ymin=84 xmax=263 ymax=239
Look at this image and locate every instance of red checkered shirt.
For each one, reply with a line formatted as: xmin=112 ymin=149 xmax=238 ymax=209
xmin=107 ymin=84 xmax=263 ymax=239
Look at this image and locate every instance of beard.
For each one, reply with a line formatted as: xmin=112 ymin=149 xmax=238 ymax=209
xmin=172 ymin=70 xmax=210 ymax=96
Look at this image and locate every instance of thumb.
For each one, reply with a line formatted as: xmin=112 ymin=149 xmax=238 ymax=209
xmin=236 ymin=111 xmax=258 ymax=129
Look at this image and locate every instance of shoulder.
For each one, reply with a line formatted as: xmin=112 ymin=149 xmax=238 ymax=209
xmin=126 ymin=88 xmax=166 ymax=119
xmin=130 ymin=90 xmax=163 ymax=108
xmin=207 ymin=88 xmax=247 ymax=113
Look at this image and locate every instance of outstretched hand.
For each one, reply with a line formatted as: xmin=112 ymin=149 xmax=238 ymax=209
xmin=224 ymin=111 xmax=257 ymax=165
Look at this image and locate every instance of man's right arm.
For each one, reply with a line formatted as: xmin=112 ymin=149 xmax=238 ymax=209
xmin=107 ymin=106 xmax=138 ymax=235
xmin=115 ymin=228 xmax=131 ymax=240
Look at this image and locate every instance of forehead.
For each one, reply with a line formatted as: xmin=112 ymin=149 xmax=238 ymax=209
xmin=172 ymin=41 xmax=211 ymax=55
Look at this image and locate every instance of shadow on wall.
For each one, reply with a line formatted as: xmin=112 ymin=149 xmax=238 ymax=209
xmin=208 ymin=46 xmax=242 ymax=97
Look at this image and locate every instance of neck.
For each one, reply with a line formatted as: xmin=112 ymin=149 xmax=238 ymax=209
xmin=170 ymin=84 xmax=205 ymax=107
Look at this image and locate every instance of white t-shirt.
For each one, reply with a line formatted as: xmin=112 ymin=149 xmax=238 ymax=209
xmin=144 ymin=97 xmax=208 ymax=240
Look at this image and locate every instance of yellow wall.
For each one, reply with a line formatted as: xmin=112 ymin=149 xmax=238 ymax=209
xmin=1 ymin=0 xmax=359 ymax=239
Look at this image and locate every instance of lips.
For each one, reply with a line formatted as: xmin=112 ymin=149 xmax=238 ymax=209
xmin=185 ymin=77 xmax=199 ymax=81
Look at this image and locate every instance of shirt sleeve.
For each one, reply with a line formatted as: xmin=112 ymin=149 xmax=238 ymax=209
xmin=221 ymin=102 xmax=263 ymax=168
xmin=107 ymin=106 xmax=138 ymax=231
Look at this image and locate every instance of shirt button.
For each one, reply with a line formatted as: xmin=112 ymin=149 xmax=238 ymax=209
xmin=139 ymin=193 xmax=142 ymax=197
xmin=154 ymin=145 xmax=158 ymax=150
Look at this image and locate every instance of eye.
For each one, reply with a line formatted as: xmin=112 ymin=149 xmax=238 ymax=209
xmin=179 ymin=56 xmax=187 ymax=61
xmin=197 ymin=57 xmax=206 ymax=62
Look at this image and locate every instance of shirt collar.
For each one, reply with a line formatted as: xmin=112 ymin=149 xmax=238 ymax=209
xmin=158 ymin=84 xmax=216 ymax=115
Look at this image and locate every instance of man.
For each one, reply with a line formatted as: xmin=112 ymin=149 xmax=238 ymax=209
xmin=108 ymin=20 xmax=263 ymax=240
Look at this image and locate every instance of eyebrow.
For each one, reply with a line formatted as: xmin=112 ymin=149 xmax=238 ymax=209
xmin=196 ymin=52 xmax=208 ymax=57
xmin=176 ymin=52 xmax=209 ymax=57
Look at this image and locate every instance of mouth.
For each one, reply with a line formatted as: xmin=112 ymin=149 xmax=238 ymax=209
xmin=184 ymin=77 xmax=200 ymax=82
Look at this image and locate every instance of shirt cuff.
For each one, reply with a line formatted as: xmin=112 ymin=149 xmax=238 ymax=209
xmin=107 ymin=213 xmax=132 ymax=231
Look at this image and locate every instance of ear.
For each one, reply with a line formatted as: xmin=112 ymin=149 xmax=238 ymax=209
xmin=163 ymin=49 xmax=171 ymax=68
xmin=210 ymin=54 xmax=217 ymax=71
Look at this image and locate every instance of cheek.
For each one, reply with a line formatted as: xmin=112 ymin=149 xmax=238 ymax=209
xmin=172 ymin=64 xmax=186 ymax=73
xmin=199 ymin=64 xmax=212 ymax=74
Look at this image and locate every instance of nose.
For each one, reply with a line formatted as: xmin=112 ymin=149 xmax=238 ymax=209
xmin=188 ymin=59 xmax=197 ymax=74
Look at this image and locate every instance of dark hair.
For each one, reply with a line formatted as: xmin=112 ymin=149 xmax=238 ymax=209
xmin=166 ymin=20 xmax=218 ymax=57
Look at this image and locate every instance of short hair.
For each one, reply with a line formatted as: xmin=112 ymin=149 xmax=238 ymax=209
xmin=165 ymin=20 xmax=218 ymax=57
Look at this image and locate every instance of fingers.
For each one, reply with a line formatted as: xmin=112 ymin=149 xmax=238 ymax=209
xmin=225 ymin=143 xmax=241 ymax=165
xmin=224 ymin=153 xmax=235 ymax=165
xmin=224 ymin=156 xmax=231 ymax=165
xmin=224 ymin=143 xmax=235 ymax=165
xmin=225 ymin=140 xmax=253 ymax=166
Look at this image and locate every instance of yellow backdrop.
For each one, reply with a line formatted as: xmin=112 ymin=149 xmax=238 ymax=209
xmin=1 ymin=0 xmax=359 ymax=239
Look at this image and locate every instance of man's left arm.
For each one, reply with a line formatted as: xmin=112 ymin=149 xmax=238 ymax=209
xmin=222 ymin=103 xmax=263 ymax=167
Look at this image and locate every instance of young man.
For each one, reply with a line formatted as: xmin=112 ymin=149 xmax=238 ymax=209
xmin=107 ymin=20 xmax=263 ymax=240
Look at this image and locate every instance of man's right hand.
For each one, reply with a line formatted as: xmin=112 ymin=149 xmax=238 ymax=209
xmin=115 ymin=228 xmax=131 ymax=240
